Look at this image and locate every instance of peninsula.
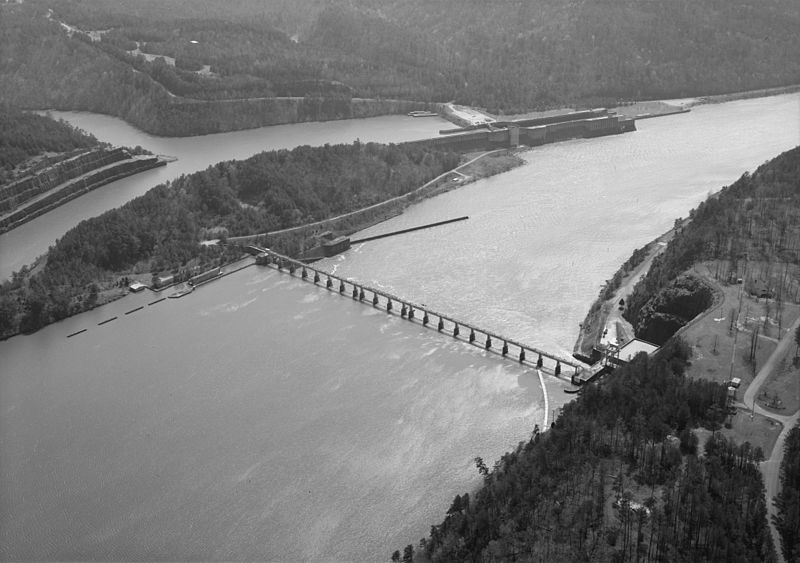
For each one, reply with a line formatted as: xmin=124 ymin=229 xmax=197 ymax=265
xmin=0 ymin=141 xmax=512 ymax=338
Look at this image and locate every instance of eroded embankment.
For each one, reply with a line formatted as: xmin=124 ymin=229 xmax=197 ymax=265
xmin=0 ymin=150 xmax=166 ymax=234
xmin=573 ymin=227 xmax=675 ymax=362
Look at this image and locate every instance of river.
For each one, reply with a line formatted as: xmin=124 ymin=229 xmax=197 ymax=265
xmin=0 ymin=94 xmax=798 ymax=561
xmin=0 ymin=113 xmax=451 ymax=280
xmin=319 ymin=94 xmax=800 ymax=356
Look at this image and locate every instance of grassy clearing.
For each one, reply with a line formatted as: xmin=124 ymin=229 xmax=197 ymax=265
xmin=757 ymin=355 xmax=800 ymax=415
xmin=721 ymin=409 xmax=783 ymax=458
xmin=683 ymin=262 xmax=800 ymax=388
xmin=681 ymin=260 xmax=800 ymax=454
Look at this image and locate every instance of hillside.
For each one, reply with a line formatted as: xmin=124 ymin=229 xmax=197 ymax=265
xmin=0 ymin=2 xmax=436 ymax=135
xmin=400 ymin=341 xmax=776 ymax=562
xmin=0 ymin=107 xmax=168 ymax=235
xmin=0 ymin=106 xmax=100 ymax=184
xmin=625 ymin=146 xmax=800 ymax=344
xmin=0 ymin=142 xmax=459 ymax=337
xmin=2 ymin=0 xmax=799 ymax=134
xmin=340 ymin=0 xmax=800 ymax=111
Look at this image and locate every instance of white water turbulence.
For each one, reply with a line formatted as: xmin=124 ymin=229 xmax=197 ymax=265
xmin=0 ymin=113 xmax=450 ymax=279
xmin=321 ymin=94 xmax=800 ymax=357
xmin=0 ymin=267 xmax=554 ymax=561
xmin=0 ymin=93 xmax=798 ymax=561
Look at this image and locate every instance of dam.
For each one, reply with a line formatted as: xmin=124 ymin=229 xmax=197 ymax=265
xmin=408 ymin=108 xmax=636 ymax=152
xmin=252 ymin=246 xmax=587 ymax=379
xmin=2 ymin=93 xmax=798 ymax=562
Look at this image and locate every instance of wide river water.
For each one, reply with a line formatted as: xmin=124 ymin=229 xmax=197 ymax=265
xmin=1 ymin=94 xmax=799 ymax=561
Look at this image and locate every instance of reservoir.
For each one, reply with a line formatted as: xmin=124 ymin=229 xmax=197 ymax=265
xmin=1 ymin=94 xmax=799 ymax=560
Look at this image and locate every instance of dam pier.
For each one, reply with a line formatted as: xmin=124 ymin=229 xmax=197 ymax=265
xmin=252 ymin=246 xmax=587 ymax=379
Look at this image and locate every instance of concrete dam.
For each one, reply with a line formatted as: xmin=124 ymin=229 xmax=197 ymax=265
xmin=252 ymin=246 xmax=588 ymax=381
xmin=406 ymin=108 xmax=635 ymax=153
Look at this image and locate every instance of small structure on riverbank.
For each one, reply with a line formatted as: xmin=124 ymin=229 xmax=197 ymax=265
xmin=572 ymin=337 xmax=660 ymax=386
xmin=153 ymin=274 xmax=175 ymax=288
xmin=321 ymin=233 xmax=351 ymax=257
xmin=612 ymin=338 xmax=660 ymax=365
xmin=128 ymin=281 xmax=146 ymax=293
xmin=189 ymin=266 xmax=221 ymax=286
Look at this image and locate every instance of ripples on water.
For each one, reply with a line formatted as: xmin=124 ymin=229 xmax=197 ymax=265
xmin=0 ymin=94 xmax=798 ymax=560
xmin=0 ymin=268 xmax=552 ymax=561
xmin=320 ymin=94 xmax=800 ymax=355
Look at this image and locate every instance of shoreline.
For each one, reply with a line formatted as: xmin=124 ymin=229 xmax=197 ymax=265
xmin=7 ymin=84 xmax=797 ymax=341
xmin=226 ymin=148 xmax=525 ymax=248
xmin=670 ymin=83 xmax=800 ymax=109
xmin=0 ymin=149 xmax=525 ymax=341
xmin=31 ymin=83 xmax=800 ymax=140
xmin=572 ymin=224 xmax=679 ymax=363
xmin=492 ymin=83 xmax=800 ymax=126
xmin=0 ymin=154 xmax=168 ymax=235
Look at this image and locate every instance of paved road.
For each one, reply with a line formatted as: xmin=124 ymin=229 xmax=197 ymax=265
xmin=598 ymin=238 xmax=671 ymax=349
xmin=742 ymin=315 xmax=800 ymax=563
xmin=743 ymin=316 xmax=800 ymax=409
xmin=761 ymin=408 xmax=799 ymax=563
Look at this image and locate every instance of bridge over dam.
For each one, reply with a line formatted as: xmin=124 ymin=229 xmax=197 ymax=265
xmin=250 ymin=246 xmax=589 ymax=380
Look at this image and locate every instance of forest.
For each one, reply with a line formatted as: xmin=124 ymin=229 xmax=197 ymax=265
xmin=0 ymin=106 xmax=99 ymax=184
xmin=397 ymin=339 xmax=776 ymax=562
xmin=775 ymin=424 xmax=800 ymax=562
xmin=2 ymin=0 xmax=799 ymax=135
xmin=624 ymin=146 xmax=800 ymax=344
xmin=0 ymin=141 xmax=459 ymax=337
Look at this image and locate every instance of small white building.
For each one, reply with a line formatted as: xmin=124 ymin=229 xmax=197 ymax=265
xmin=614 ymin=338 xmax=660 ymax=364
xmin=128 ymin=281 xmax=146 ymax=293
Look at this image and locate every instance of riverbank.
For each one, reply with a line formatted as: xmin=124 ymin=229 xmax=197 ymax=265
xmin=569 ymin=146 xmax=800 ymax=559
xmin=226 ymin=148 xmax=524 ymax=252
xmin=117 ymin=82 xmax=800 ymax=137
xmin=0 ymin=146 xmax=519 ymax=341
xmin=490 ymin=84 xmax=800 ymax=126
xmin=668 ymin=83 xmax=800 ymax=109
xmin=484 ymin=99 xmax=687 ymax=123
xmin=0 ymin=152 xmax=168 ymax=234
xmin=2 ymin=89 xmax=799 ymax=562
xmin=572 ymin=225 xmax=677 ymax=363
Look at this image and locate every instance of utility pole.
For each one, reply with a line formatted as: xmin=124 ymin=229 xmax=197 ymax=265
xmin=729 ymin=319 xmax=739 ymax=383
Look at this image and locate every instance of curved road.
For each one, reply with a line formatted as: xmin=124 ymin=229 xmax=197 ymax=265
xmin=741 ymin=316 xmax=800 ymax=563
